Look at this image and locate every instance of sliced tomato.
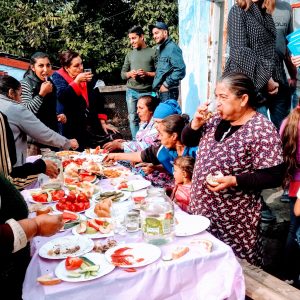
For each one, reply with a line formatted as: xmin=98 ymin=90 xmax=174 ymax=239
xmin=65 ymin=257 xmax=83 ymax=270
xmin=74 ymin=202 xmax=85 ymax=212
xmin=133 ymin=197 xmax=144 ymax=203
xmin=66 ymin=192 xmax=76 ymax=202
xmin=87 ymin=220 xmax=100 ymax=231
xmin=118 ymin=183 xmax=128 ymax=190
xmin=77 ymin=192 xmax=88 ymax=203
xmin=32 ymin=193 xmax=49 ymax=203
xmin=123 ymin=268 xmax=137 ymax=272
xmin=51 ymin=189 xmax=65 ymax=201
xmin=64 ymin=177 xmax=77 ymax=185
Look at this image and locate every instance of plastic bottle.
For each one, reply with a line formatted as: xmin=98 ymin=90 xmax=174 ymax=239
xmin=140 ymin=187 xmax=174 ymax=245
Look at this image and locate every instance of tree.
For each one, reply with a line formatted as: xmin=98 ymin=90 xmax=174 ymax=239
xmin=0 ymin=0 xmax=178 ymax=84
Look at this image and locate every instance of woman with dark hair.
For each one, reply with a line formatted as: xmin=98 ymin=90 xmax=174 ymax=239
xmin=105 ymin=114 xmax=198 ymax=175
xmin=103 ymin=95 xmax=159 ymax=152
xmin=182 ymin=72 xmax=284 ymax=266
xmin=21 ymin=52 xmax=66 ymax=154
xmin=280 ymin=105 xmax=300 ymax=285
xmin=52 ymin=49 xmax=118 ymax=150
xmin=0 ymin=75 xmax=78 ymax=168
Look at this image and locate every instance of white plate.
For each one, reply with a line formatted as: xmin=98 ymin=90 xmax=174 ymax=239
xmin=92 ymin=191 xmax=131 ymax=203
xmin=39 ymin=236 xmax=94 ymax=259
xmin=72 ymin=221 xmax=114 ymax=239
xmin=55 ymin=252 xmax=115 ymax=282
xmin=120 ymin=179 xmax=151 ymax=192
xmin=27 ymin=188 xmax=61 ymax=204
xmin=175 ymin=215 xmax=210 ymax=237
xmin=105 ymin=242 xmax=161 ymax=268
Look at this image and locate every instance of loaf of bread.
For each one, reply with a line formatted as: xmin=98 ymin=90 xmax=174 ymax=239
xmin=37 ymin=274 xmax=61 ymax=285
xmin=172 ymin=246 xmax=189 ymax=259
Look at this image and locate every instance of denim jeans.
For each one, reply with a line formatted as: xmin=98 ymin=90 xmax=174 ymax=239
xmin=126 ymin=88 xmax=154 ymax=139
xmin=158 ymin=86 xmax=179 ymax=103
xmin=291 ymin=85 xmax=300 ymax=109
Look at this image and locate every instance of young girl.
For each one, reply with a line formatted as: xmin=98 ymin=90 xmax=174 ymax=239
xmin=171 ymin=156 xmax=195 ymax=212
xmin=280 ymin=104 xmax=300 ymax=286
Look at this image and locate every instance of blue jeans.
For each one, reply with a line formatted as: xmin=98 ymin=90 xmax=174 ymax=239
xmin=126 ymin=89 xmax=154 ymax=139
xmin=158 ymin=86 xmax=179 ymax=103
xmin=257 ymin=83 xmax=291 ymax=131
xmin=291 ymin=85 xmax=300 ymax=109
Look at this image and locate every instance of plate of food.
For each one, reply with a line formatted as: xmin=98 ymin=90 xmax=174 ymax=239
xmin=56 ymin=150 xmax=81 ymax=157
xmin=92 ymin=191 xmax=131 ymax=203
xmin=105 ymin=243 xmax=161 ymax=268
xmin=103 ymin=168 xmax=122 ymax=178
xmin=53 ymin=192 xmax=92 ymax=213
xmin=55 ymin=252 xmax=115 ymax=282
xmin=175 ymin=215 xmax=210 ymax=237
xmin=118 ymin=179 xmax=151 ymax=192
xmin=39 ymin=236 xmax=94 ymax=259
xmin=28 ymin=188 xmax=66 ymax=204
xmin=72 ymin=218 xmax=114 ymax=239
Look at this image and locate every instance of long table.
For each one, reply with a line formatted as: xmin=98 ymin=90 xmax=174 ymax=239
xmin=21 ymin=160 xmax=245 ymax=299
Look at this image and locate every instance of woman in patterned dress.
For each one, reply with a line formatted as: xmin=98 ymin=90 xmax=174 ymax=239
xmin=182 ymin=73 xmax=284 ymax=266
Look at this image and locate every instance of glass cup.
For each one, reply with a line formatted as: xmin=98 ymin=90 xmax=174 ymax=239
xmin=84 ymin=68 xmax=92 ymax=73
xmin=125 ymin=211 xmax=140 ymax=233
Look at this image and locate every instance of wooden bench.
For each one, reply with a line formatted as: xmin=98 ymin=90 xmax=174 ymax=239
xmin=239 ymin=259 xmax=300 ymax=300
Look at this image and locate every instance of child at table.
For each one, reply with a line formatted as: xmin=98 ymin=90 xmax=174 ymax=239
xmin=171 ymin=156 xmax=195 ymax=212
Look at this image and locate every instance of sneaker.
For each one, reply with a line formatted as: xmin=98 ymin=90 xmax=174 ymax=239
xmin=280 ymin=191 xmax=290 ymax=203
xmin=261 ymin=207 xmax=276 ymax=223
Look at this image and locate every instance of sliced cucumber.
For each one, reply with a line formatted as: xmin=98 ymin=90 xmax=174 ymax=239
xmin=67 ymin=271 xmax=81 ymax=278
xmin=80 ymin=256 xmax=95 ymax=266
xmin=90 ymin=271 xmax=98 ymax=276
xmin=79 ymin=265 xmax=100 ymax=273
xmin=84 ymin=271 xmax=90 ymax=279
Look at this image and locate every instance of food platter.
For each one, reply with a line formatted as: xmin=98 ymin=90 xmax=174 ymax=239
xmin=55 ymin=253 xmax=115 ymax=282
xmin=92 ymin=191 xmax=131 ymax=203
xmin=39 ymin=236 xmax=94 ymax=259
xmin=105 ymin=243 xmax=161 ymax=268
xmin=118 ymin=179 xmax=151 ymax=192
xmin=56 ymin=150 xmax=81 ymax=157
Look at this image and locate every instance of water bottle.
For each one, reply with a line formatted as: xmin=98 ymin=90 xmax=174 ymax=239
xmin=140 ymin=187 xmax=174 ymax=245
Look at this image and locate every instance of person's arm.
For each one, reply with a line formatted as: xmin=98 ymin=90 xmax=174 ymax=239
xmin=226 ymin=5 xmax=273 ymax=90
xmin=20 ymin=80 xmax=44 ymax=114
xmin=1 ymin=214 xmax=63 ymax=255
xmin=121 ymin=53 xmax=133 ymax=80
xmin=15 ymin=105 xmax=76 ymax=150
xmin=162 ymin=45 xmax=186 ymax=88
xmin=294 ymin=190 xmax=300 ymax=216
xmin=105 ymin=151 xmax=142 ymax=163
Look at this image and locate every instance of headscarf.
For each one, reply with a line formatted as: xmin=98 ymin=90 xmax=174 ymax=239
xmin=153 ymin=99 xmax=182 ymax=119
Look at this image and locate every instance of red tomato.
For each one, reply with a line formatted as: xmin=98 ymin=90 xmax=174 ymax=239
xmin=51 ymin=190 xmax=65 ymax=201
xmin=65 ymin=257 xmax=83 ymax=270
xmin=77 ymin=193 xmax=88 ymax=203
xmin=74 ymin=202 xmax=85 ymax=212
xmin=118 ymin=183 xmax=128 ymax=190
xmin=133 ymin=197 xmax=144 ymax=203
xmin=32 ymin=193 xmax=48 ymax=203
xmin=84 ymin=202 xmax=90 ymax=210
xmin=66 ymin=192 xmax=76 ymax=202
xmin=56 ymin=202 xmax=66 ymax=211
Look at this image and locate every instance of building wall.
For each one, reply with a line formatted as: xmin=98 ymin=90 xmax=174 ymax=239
xmin=0 ymin=64 xmax=26 ymax=81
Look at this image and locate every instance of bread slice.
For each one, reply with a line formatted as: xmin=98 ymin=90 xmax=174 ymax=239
xmin=37 ymin=274 xmax=62 ymax=285
xmin=172 ymin=246 xmax=189 ymax=259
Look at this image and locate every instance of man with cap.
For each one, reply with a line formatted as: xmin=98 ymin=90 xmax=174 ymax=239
xmin=149 ymin=21 xmax=186 ymax=102
xmin=121 ymin=25 xmax=156 ymax=139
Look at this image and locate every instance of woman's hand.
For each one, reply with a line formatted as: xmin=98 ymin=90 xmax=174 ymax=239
xmin=103 ymin=153 xmax=118 ymax=162
xmin=207 ymin=175 xmax=237 ymax=192
xmin=103 ymin=139 xmax=124 ymax=152
xmin=100 ymin=120 xmax=119 ymax=134
xmin=57 ymin=113 xmax=67 ymax=124
xmin=44 ymin=160 xmax=59 ymax=178
xmin=74 ymin=72 xmax=93 ymax=84
xmin=291 ymin=55 xmax=300 ymax=68
xmin=191 ymin=101 xmax=211 ymax=130
xmin=267 ymin=78 xmax=279 ymax=95
xmin=39 ymin=81 xmax=53 ymax=97
xmin=135 ymin=162 xmax=155 ymax=174
xmin=35 ymin=214 xmax=63 ymax=236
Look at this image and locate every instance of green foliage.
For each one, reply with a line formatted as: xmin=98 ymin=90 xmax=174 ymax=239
xmin=0 ymin=0 xmax=178 ymax=84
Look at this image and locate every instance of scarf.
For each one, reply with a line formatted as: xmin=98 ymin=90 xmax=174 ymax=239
xmin=57 ymin=68 xmax=89 ymax=107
